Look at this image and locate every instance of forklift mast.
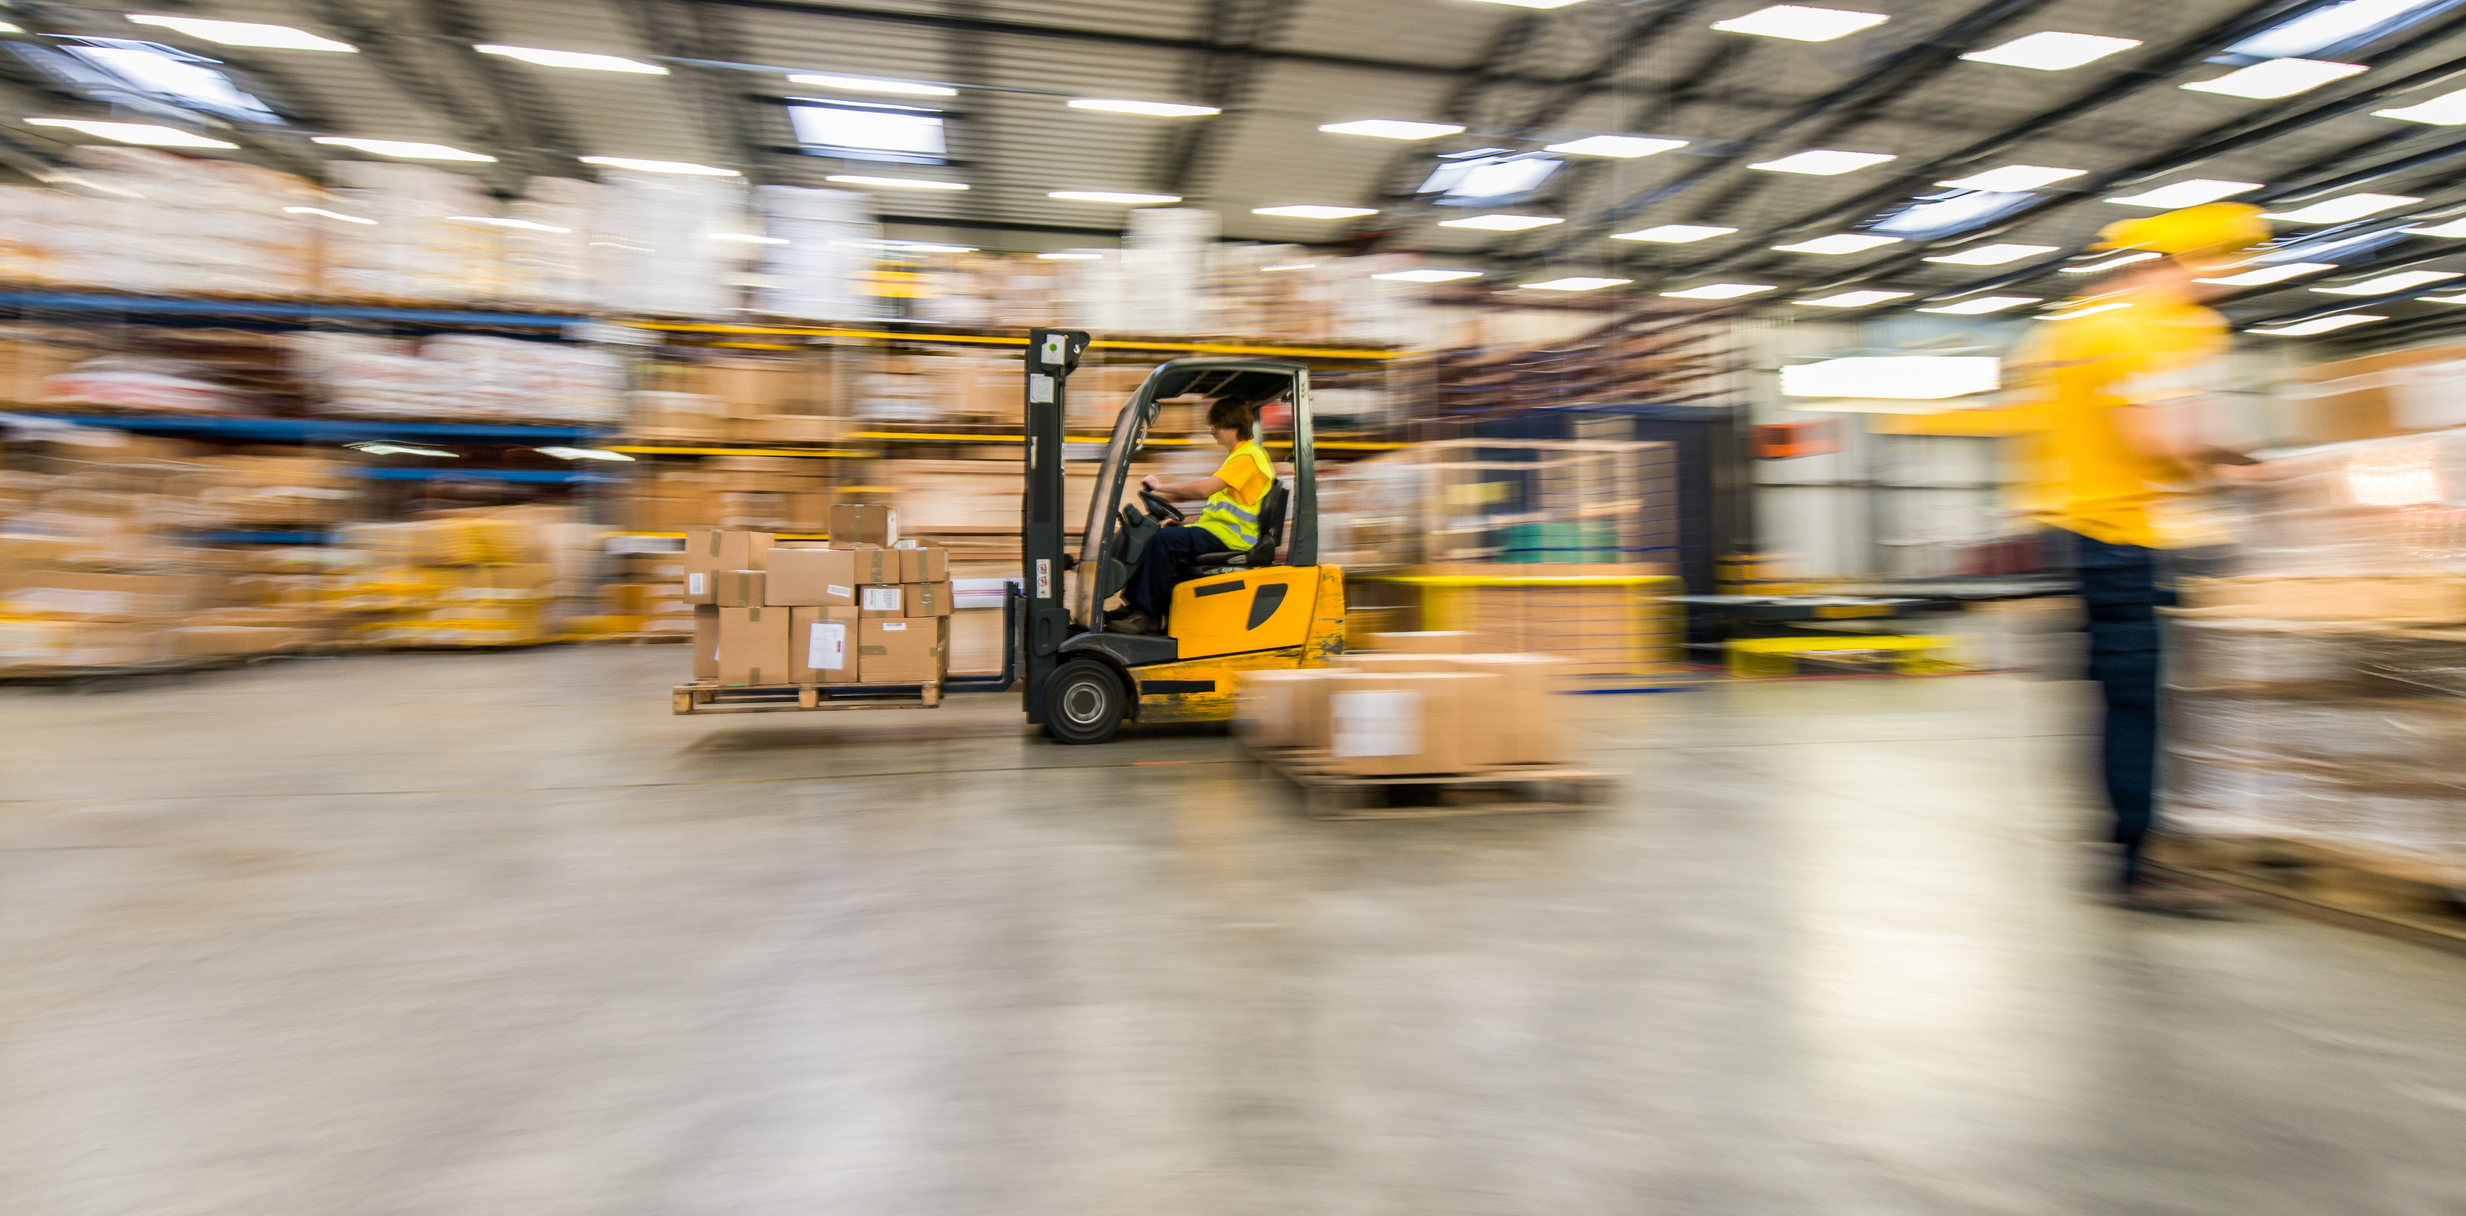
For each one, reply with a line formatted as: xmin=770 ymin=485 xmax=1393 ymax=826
xmin=1020 ymin=328 xmax=1090 ymax=724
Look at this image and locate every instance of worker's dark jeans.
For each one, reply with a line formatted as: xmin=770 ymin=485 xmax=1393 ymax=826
xmin=1124 ymin=525 xmax=1231 ymax=621
xmin=2059 ymin=529 xmax=2176 ymax=889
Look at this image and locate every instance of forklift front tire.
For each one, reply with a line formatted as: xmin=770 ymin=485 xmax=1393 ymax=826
xmin=1043 ymin=659 xmax=1126 ymax=744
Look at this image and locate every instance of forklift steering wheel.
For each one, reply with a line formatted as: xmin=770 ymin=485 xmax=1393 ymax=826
xmin=1139 ymin=488 xmax=1186 ymax=524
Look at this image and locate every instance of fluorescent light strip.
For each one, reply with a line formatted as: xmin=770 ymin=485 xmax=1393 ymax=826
xmin=1959 ymin=30 xmax=2140 ymax=71
xmin=1048 ymin=191 xmax=1181 ymax=204
xmin=283 ymin=206 xmax=376 ymax=224
xmin=449 ymin=216 xmax=573 ymax=233
xmin=708 ymin=233 xmax=787 ymax=244
xmin=1660 ymin=283 xmax=1772 ymax=299
xmin=1795 ymin=290 xmax=1912 ymax=307
xmin=1917 ymin=295 xmax=2041 ymax=314
xmin=1772 ymin=233 xmax=1901 ymax=255
xmin=2261 ymin=193 xmax=2421 ymax=223
xmin=2195 ymin=261 xmax=2340 ymax=285
xmin=787 ymin=73 xmax=956 ymax=97
xmin=316 ymin=136 xmax=495 ymax=162
xmin=1748 ymin=149 xmax=1897 ymax=175
xmin=2061 ymin=251 xmax=2161 ymax=274
xmin=1374 ymin=268 xmax=1485 ymax=282
xmin=2407 ymin=217 xmax=2466 ymax=237
xmin=26 ymin=118 xmax=236 ymax=149
xmin=2104 ymin=179 xmax=2261 ymax=208
xmin=1711 ymin=5 xmax=1890 ymax=42
xmin=586 ymin=156 xmax=737 ymax=175
xmin=127 ymin=14 xmax=355 ymax=51
xmin=2375 ymin=86 xmax=2466 ymax=125
xmin=1922 ymin=243 xmax=2061 ymax=265
xmin=1935 ymin=164 xmax=2085 ymax=192
xmin=1612 ymin=224 xmax=1737 ymax=243
xmin=1253 ymin=205 xmax=1375 ymax=219
xmin=1319 ymin=119 xmax=1465 ymax=140
xmin=2312 ymin=270 xmax=2464 ymax=294
xmin=1544 ymin=135 xmax=1687 ymax=158
xmin=1437 ymin=214 xmax=1563 ymax=231
xmin=2182 ymin=58 xmax=2366 ymax=99
xmin=1069 ymin=99 xmax=1219 ymax=117
xmin=2250 ymin=313 xmax=2386 ymax=335
xmin=475 ymin=45 xmax=666 ymax=73
xmin=1523 ymin=277 xmax=1632 ymax=291
xmin=1037 ymin=252 xmax=1105 ymax=260
xmin=826 ymin=174 xmax=966 ymax=190
xmin=2042 ymin=301 xmax=2133 ymax=319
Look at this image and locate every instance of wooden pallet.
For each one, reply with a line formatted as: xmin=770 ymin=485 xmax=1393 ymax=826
xmin=672 ymin=679 xmax=942 ymax=715
xmin=1255 ymin=748 xmax=1613 ymax=820
xmin=581 ymin=631 xmax=693 ymax=646
xmin=2152 ymin=833 xmax=2466 ymax=946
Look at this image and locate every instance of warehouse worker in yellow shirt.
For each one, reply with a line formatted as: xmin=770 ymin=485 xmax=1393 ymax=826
xmin=1946 ymin=203 xmax=2274 ymax=907
xmin=1108 ymin=394 xmax=1277 ymax=635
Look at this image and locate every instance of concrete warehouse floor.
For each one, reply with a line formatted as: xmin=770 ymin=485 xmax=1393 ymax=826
xmin=4 ymin=648 xmax=2464 ymax=1216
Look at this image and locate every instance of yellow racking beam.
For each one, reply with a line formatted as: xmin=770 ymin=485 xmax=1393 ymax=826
xmin=626 ymin=321 xmax=1411 ymax=360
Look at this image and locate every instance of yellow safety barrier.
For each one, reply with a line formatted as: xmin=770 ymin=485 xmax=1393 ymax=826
xmin=1724 ymin=635 xmax=1963 ymax=678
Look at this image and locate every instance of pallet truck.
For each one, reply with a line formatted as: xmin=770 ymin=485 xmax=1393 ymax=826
xmin=673 ymin=329 xmax=1344 ymax=741
xmin=1019 ymin=328 xmax=1345 ymax=743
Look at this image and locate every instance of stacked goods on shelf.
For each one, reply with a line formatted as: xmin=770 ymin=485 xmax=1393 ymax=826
xmin=749 ymin=186 xmax=878 ymax=321
xmin=323 ymin=162 xmax=506 ymax=302
xmin=1233 ymin=632 xmax=1567 ymax=774
xmin=2284 ymin=342 xmax=2466 ymax=444
xmin=589 ymin=549 xmax=693 ymax=636
xmin=634 ymin=351 xmax=835 ymax=441
xmin=1426 ymin=304 xmax=1734 ymax=421
xmin=910 ymin=255 xmax=1065 ymax=328
xmin=290 ymin=333 xmax=625 ymax=424
xmin=0 ymin=439 xmax=362 ymax=671
xmin=332 ymin=506 xmax=600 ymax=647
xmin=623 ymin=455 xmax=835 ymax=534
xmin=680 ymin=508 xmax=951 ymax=687
xmin=594 ymin=169 xmax=751 ymax=317
xmin=2162 ymin=428 xmax=2466 ymax=895
xmin=500 ymin=177 xmax=601 ymax=308
xmin=0 ymin=148 xmax=320 ymax=295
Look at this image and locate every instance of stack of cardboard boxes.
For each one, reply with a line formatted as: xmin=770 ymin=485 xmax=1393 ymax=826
xmin=1235 ymin=632 xmax=1568 ymax=776
xmin=329 ymin=507 xmax=585 ymax=647
xmin=684 ymin=505 xmax=953 ymax=687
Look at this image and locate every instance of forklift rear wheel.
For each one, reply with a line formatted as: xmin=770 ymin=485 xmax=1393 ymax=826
xmin=1044 ymin=659 xmax=1126 ymax=744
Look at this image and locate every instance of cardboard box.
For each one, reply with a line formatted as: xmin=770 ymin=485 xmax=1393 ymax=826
xmin=683 ymin=529 xmax=773 ymax=603
xmin=859 ymin=584 xmax=906 ymax=618
xmin=1335 ymin=653 xmax=1566 ymax=763
xmin=791 ymin=606 xmax=862 ymax=683
xmin=692 ymin=604 xmax=719 ymax=679
xmin=859 ymin=617 xmax=944 ymax=683
xmin=830 ymin=503 xmax=899 ymax=547
xmin=1235 ymin=668 xmax=1346 ymax=749
xmin=2290 ymin=344 xmax=2466 ymax=444
xmin=765 ymin=547 xmax=857 ymax=607
xmin=1365 ymin=631 xmax=1478 ymax=654
xmin=712 ymin=569 xmax=766 ymax=608
xmin=904 ymin=581 xmax=952 ymax=617
xmin=1326 ymin=671 xmax=1501 ymax=776
xmin=896 ymin=545 xmax=948 ymax=583
xmin=717 ymin=605 xmax=791 ymax=686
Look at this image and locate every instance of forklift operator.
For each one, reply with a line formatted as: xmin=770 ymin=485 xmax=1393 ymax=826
xmin=1107 ymin=395 xmax=1275 ymax=635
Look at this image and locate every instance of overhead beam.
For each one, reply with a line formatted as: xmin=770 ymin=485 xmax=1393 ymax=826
xmin=1152 ymin=0 xmax=1306 ymax=197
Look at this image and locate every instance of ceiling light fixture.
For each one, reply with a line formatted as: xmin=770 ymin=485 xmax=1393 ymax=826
xmin=2104 ymin=179 xmax=2262 ymax=208
xmin=1935 ymin=164 xmax=2086 ymax=192
xmin=2194 ymin=261 xmax=2340 ymax=285
xmin=1466 ymin=0 xmax=1585 ymax=7
xmin=2261 ymin=194 xmax=2421 ymax=223
xmin=1612 ymin=224 xmax=1739 ymax=242
xmin=1921 ymin=243 xmax=2062 ymax=265
xmin=2043 ymin=301 xmax=2133 ymax=319
xmin=127 ymin=14 xmax=356 ymax=51
xmin=2249 ymin=313 xmax=2386 ymax=334
xmin=583 ymin=156 xmax=738 ymax=175
xmin=534 ymin=446 xmax=636 ymax=461
xmin=1048 ymin=191 xmax=1182 ymax=204
xmin=1711 ymin=5 xmax=1889 ymax=41
xmin=475 ymin=45 xmax=666 ymax=73
xmin=1772 ymin=233 xmax=1902 ymax=254
xmin=708 ymin=233 xmax=787 ymax=244
xmin=282 ymin=206 xmax=376 ymax=224
xmin=878 ymin=240 xmax=976 ymax=253
xmin=1374 ymin=268 xmax=1485 ymax=282
xmin=1918 ymin=295 xmax=2042 ymax=314
xmin=1958 ymin=31 xmax=2140 ymax=70
xmin=345 ymin=442 xmax=457 ymax=458
xmin=1796 ymin=290 xmax=1913 ymax=307
xmin=2313 ymin=270 xmax=2464 ymax=294
xmin=825 ymin=173 xmax=965 ymax=189
xmin=2406 ymin=216 xmax=2466 ymax=237
xmin=2061 ymin=251 xmax=2162 ymax=273
xmin=1523 ymin=277 xmax=1633 ymax=291
xmin=2182 ymin=58 xmax=2367 ymax=100
xmin=1748 ymin=149 xmax=1897 ymax=175
xmin=1544 ymin=135 xmax=1689 ymax=158
xmin=1262 ymin=259 xmax=1320 ymax=271
xmin=1660 ymin=282 xmax=1773 ymax=299
xmin=1780 ymin=356 xmax=1999 ymax=399
xmin=25 ymin=118 xmax=237 ymax=149
xmin=1037 ymin=251 xmax=1105 ymax=260
xmin=2418 ymin=292 xmax=2466 ymax=303
xmin=316 ymin=136 xmax=495 ymax=162
xmin=1069 ymin=99 xmax=1220 ymax=117
xmin=787 ymin=73 xmax=956 ymax=97
xmin=1319 ymin=119 xmax=1466 ymax=139
xmin=1253 ymin=205 xmax=1377 ymax=219
xmin=1437 ymin=214 xmax=1563 ymax=230
xmin=2375 ymin=86 xmax=2466 ymax=124
xmin=449 ymin=216 xmax=573 ymax=233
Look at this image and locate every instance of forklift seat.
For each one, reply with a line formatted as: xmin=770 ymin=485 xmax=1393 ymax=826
xmin=1180 ymin=480 xmax=1287 ymax=582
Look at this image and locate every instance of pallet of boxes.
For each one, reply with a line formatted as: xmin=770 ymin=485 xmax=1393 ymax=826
xmin=673 ymin=504 xmax=953 ymax=714
xmin=1235 ymin=631 xmax=1610 ymax=819
xmin=2156 ymin=426 xmax=2466 ymax=939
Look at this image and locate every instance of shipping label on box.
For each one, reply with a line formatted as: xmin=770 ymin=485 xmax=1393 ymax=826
xmin=904 ymin=582 xmax=951 ymax=617
xmin=860 ymin=585 xmax=905 ymax=617
xmin=1323 ymin=672 xmax=1499 ymax=775
xmin=791 ymin=606 xmax=861 ymax=682
xmin=683 ymin=529 xmax=773 ymax=604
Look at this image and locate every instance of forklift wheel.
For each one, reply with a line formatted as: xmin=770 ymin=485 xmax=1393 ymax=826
xmin=1043 ymin=659 xmax=1126 ymax=744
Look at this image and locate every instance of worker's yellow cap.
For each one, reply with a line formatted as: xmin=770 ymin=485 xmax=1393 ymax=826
xmin=2092 ymin=202 xmax=2270 ymax=259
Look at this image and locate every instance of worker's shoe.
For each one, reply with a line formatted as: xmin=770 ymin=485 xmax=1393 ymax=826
xmin=1105 ymin=612 xmax=1160 ymax=636
xmin=1103 ymin=604 xmax=1137 ymax=622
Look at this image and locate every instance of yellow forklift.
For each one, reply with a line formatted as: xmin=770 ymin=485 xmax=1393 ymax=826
xmin=1020 ymin=329 xmax=1345 ymax=743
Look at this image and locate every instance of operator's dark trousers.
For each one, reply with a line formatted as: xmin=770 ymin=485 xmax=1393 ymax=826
xmin=2060 ymin=529 xmax=2175 ymax=889
xmin=1125 ymin=525 xmax=1230 ymax=622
